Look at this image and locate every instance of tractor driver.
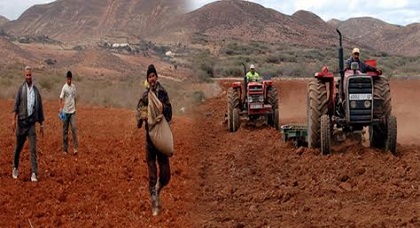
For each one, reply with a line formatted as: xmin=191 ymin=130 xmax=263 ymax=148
xmin=246 ymin=64 xmax=260 ymax=82
xmin=345 ymin=48 xmax=382 ymax=74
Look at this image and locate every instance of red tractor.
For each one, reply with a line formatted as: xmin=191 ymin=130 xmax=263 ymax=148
xmin=307 ymin=30 xmax=397 ymax=155
xmin=226 ymin=63 xmax=280 ymax=132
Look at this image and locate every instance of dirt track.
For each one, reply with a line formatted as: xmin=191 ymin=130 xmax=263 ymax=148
xmin=0 ymin=79 xmax=419 ymax=227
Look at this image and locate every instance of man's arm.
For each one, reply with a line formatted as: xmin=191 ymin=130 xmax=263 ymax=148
xmin=12 ymin=112 xmax=17 ymax=132
xmin=59 ymin=98 xmax=64 ymax=111
xmin=37 ymin=89 xmax=45 ymax=137
xmin=12 ymin=86 xmax=21 ymax=132
xmin=364 ymin=62 xmax=377 ymax=72
xmin=59 ymin=85 xmax=65 ymax=111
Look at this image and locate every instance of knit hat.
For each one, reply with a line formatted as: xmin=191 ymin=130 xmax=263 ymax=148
xmin=146 ymin=64 xmax=158 ymax=79
xmin=66 ymin=71 xmax=72 ymax=78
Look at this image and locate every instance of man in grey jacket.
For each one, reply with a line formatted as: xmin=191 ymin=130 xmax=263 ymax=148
xmin=12 ymin=66 xmax=44 ymax=182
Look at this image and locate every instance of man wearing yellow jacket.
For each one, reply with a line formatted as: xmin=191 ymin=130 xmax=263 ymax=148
xmin=246 ymin=64 xmax=260 ymax=82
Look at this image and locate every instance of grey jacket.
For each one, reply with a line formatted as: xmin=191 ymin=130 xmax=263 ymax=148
xmin=14 ymin=82 xmax=44 ymax=125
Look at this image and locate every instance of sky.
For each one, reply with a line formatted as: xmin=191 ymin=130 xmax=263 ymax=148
xmin=190 ymin=0 xmax=420 ymax=26
xmin=0 ymin=0 xmax=419 ymax=26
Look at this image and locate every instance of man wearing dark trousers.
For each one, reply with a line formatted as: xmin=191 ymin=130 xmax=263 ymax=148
xmin=59 ymin=71 xmax=79 ymax=155
xmin=136 ymin=64 xmax=172 ymax=216
xmin=12 ymin=66 xmax=44 ymax=182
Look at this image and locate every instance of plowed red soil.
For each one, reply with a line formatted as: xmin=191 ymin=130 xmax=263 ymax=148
xmin=0 ymin=79 xmax=419 ymax=227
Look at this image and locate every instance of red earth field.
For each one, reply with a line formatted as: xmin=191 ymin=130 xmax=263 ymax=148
xmin=0 ymin=79 xmax=419 ymax=227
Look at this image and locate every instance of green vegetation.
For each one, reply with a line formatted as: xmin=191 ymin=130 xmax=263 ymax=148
xmin=0 ymin=66 xmax=212 ymax=112
xmin=189 ymin=40 xmax=420 ymax=80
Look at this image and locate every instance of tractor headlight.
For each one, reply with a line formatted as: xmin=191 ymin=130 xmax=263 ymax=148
xmin=350 ymin=101 xmax=357 ymax=109
xmin=364 ymin=100 xmax=371 ymax=108
xmin=258 ymin=95 xmax=264 ymax=102
xmin=248 ymin=96 xmax=254 ymax=102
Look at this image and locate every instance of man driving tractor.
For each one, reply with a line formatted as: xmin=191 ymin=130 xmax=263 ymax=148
xmin=246 ymin=64 xmax=260 ymax=82
xmin=345 ymin=48 xmax=382 ymax=74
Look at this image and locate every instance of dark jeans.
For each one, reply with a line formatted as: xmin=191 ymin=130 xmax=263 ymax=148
xmin=146 ymin=140 xmax=170 ymax=194
xmin=14 ymin=123 xmax=38 ymax=174
xmin=63 ymin=113 xmax=78 ymax=152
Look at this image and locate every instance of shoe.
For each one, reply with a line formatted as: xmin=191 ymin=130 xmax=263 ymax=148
xmin=12 ymin=168 xmax=18 ymax=179
xmin=31 ymin=173 xmax=38 ymax=182
xmin=73 ymin=148 xmax=78 ymax=155
xmin=152 ymin=206 xmax=159 ymax=216
xmin=63 ymin=150 xmax=68 ymax=155
xmin=150 ymin=188 xmax=159 ymax=216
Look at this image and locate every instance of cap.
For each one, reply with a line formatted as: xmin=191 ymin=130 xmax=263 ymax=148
xmin=25 ymin=66 xmax=32 ymax=75
xmin=250 ymin=64 xmax=255 ymax=69
xmin=352 ymin=48 xmax=360 ymax=54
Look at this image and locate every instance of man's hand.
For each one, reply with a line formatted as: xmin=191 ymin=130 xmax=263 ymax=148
xmin=39 ymin=125 xmax=44 ymax=137
xmin=157 ymin=103 xmax=163 ymax=113
xmin=12 ymin=120 xmax=16 ymax=133
xmin=140 ymin=110 xmax=148 ymax=120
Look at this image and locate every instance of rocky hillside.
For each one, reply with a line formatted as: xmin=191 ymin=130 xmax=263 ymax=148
xmin=2 ymin=0 xmax=188 ymax=44
xmin=169 ymin=1 xmax=339 ymax=47
xmin=0 ymin=0 xmax=419 ymax=56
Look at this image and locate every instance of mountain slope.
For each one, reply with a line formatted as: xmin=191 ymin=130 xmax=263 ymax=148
xmin=166 ymin=0 xmax=338 ymax=47
xmin=2 ymin=0 xmax=187 ymax=43
xmin=333 ymin=17 xmax=420 ymax=56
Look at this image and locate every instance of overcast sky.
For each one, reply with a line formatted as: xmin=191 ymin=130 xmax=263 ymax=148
xmin=190 ymin=0 xmax=420 ymax=26
xmin=0 ymin=0 xmax=419 ymax=26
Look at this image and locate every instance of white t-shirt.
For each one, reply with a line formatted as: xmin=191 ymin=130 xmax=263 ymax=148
xmin=60 ymin=83 xmax=76 ymax=114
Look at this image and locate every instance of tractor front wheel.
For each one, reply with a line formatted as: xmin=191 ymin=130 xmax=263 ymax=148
xmin=227 ymin=88 xmax=240 ymax=132
xmin=227 ymin=88 xmax=241 ymax=132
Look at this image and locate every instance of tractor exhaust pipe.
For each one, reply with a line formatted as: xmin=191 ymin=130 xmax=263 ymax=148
xmin=242 ymin=63 xmax=248 ymax=104
xmin=337 ymin=29 xmax=345 ymax=101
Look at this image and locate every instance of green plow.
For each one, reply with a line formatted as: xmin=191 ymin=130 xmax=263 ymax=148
xmin=280 ymin=124 xmax=308 ymax=148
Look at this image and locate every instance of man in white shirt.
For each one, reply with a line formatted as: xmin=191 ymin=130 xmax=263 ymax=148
xmin=12 ymin=66 xmax=44 ymax=182
xmin=59 ymin=71 xmax=79 ymax=155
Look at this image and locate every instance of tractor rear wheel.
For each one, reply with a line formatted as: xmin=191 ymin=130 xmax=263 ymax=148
xmin=267 ymin=86 xmax=279 ymax=129
xmin=307 ymin=79 xmax=328 ymax=148
xmin=227 ymin=88 xmax=241 ymax=132
xmin=371 ymin=76 xmax=392 ymax=148
xmin=386 ymin=115 xmax=397 ymax=155
xmin=320 ymin=114 xmax=331 ymax=155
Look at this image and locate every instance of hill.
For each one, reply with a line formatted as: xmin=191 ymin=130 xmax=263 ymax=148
xmin=2 ymin=0 xmax=188 ymax=44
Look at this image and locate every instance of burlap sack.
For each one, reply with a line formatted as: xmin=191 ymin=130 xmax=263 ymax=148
xmin=147 ymin=91 xmax=174 ymax=157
